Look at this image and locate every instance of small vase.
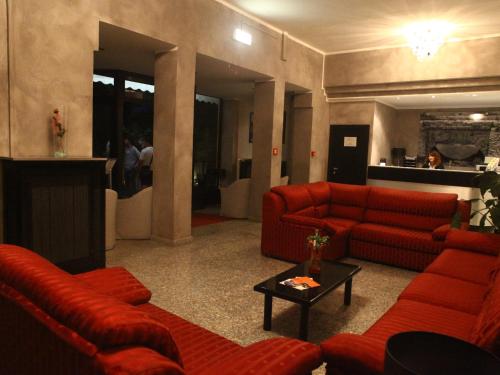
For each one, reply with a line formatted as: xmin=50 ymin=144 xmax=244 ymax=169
xmin=53 ymin=134 xmax=66 ymax=157
xmin=307 ymin=240 xmax=323 ymax=274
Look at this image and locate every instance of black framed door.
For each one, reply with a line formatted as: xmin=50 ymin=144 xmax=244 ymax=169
xmin=327 ymin=125 xmax=370 ymax=185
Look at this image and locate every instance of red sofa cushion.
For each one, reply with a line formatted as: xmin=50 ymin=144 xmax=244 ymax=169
xmin=470 ymin=274 xmax=500 ymax=356
xmin=137 ymin=303 xmax=242 ymax=374
xmin=329 ymin=183 xmax=370 ymax=221
xmin=271 ymin=185 xmax=314 ymax=213
xmin=75 ymin=267 xmax=152 ymax=305
xmin=351 ymin=223 xmax=442 ymax=254
xmin=445 ymin=230 xmax=500 ymax=256
xmin=364 ymin=187 xmax=457 ymax=231
xmin=305 ymin=182 xmax=331 ymax=218
xmin=398 ymin=273 xmax=488 ymax=315
xmin=322 ymin=216 xmax=358 ymax=230
xmin=425 ymin=249 xmax=497 ymax=285
xmin=0 ymin=245 xmax=182 ymax=366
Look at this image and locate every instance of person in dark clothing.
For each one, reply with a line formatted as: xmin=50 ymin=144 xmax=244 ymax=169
xmin=423 ymin=150 xmax=445 ymax=169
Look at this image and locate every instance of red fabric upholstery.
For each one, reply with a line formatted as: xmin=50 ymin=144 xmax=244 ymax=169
xmin=0 ymin=245 xmax=183 ymax=367
xmin=137 ymin=303 xmax=242 ymax=374
xmin=350 ymin=240 xmax=437 ymax=271
xmin=470 ymin=273 xmax=500 ymax=356
xmin=281 ymin=213 xmax=325 ymax=229
xmin=364 ymin=209 xmax=451 ymax=232
xmin=199 ymin=338 xmax=323 ymax=375
xmin=305 ymin=181 xmax=331 ymax=206
xmin=96 ymin=347 xmax=185 ymax=375
xmin=294 ymin=206 xmax=316 ymax=217
xmin=322 ymin=217 xmax=359 ymax=230
xmin=445 ymin=230 xmax=500 ymax=256
xmin=75 ymin=266 xmax=152 ymax=305
xmin=322 ymin=299 xmax=476 ymax=375
xmin=329 ymin=183 xmax=370 ymax=221
xmin=425 ymin=249 xmax=497 ymax=285
xmin=398 ymin=273 xmax=488 ymax=314
xmin=271 ymin=185 xmax=314 ymax=213
xmin=351 ymin=223 xmax=442 ymax=254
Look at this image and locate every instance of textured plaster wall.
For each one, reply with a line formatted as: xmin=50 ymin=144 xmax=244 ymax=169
xmin=394 ymin=110 xmax=421 ymax=156
xmin=324 ymin=37 xmax=500 ymax=88
xmin=371 ymin=102 xmax=398 ymax=165
xmin=0 ymin=0 xmax=9 ymax=156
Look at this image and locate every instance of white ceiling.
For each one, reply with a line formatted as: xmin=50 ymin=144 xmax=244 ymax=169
xmin=223 ymin=0 xmax=500 ymax=54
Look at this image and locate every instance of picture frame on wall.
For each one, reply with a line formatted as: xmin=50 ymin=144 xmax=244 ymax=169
xmin=249 ymin=112 xmax=254 ymax=143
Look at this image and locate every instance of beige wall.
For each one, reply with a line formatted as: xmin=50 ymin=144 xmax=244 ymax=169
xmin=395 ymin=110 xmax=423 ymax=157
xmin=6 ymin=0 xmax=325 ymax=158
xmin=0 ymin=0 xmax=9 ymax=157
xmin=325 ymin=37 xmax=500 ymax=89
xmin=371 ymin=102 xmax=398 ymax=165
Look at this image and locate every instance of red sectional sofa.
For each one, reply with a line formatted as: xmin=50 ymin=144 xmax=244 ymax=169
xmin=262 ymin=182 xmax=470 ymax=270
xmin=0 ymin=245 xmax=322 ymax=375
xmin=320 ymin=229 xmax=500 ymax=375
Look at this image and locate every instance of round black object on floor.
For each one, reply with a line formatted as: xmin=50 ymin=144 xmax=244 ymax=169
xmin=384 ymin=331 xmax=500 ymax=375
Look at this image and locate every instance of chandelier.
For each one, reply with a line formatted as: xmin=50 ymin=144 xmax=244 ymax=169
xmin=404 ymin=21 xmax=453 ymax=61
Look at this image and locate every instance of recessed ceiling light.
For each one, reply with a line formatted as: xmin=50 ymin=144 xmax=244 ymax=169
xmin=469 ymin=113 xmax=484 ymax=121
xmin=431 ymin=95 xmax=436 ymax=99
xmin=472 ymin=94 xmax=478 ymax=97
xmin=233 ymin=28 xmax=252 ymax=46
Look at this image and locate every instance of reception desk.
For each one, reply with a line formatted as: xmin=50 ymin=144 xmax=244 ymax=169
xmin=367 ymin=166 xmax=483 ymax=225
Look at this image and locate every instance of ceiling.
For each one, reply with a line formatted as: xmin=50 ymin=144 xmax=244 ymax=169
xmin=94 ymin=22 xmax=174 ymax=76
xmin=195 ymin=54 xmax=309 ymax=99
xmin=223 ymin=0 xmax=500 ymax=54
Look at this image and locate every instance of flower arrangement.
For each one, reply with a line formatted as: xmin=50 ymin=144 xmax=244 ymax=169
xmin=307 ymin=229 xmax=329 ymax=248
xmin=306 ymin=229 xmax=329 ymax=274
xmin=51 ymin=108 xmax=66 ymax=157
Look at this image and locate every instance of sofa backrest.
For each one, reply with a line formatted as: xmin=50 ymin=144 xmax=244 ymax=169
xmin=0 ymin=245 xmax=182 ymax=367
xmin=470 ymin=269 xmax=500 ymax=356
xmin=305 ymin=182 xmax=331 ymax=217
xmin=271 ymin=184 xmax=315 ymax=216
xmin=364 ymin=187 xmax=458 ymax=231
xmin=329 ymin=183 xmax=370 ymax=221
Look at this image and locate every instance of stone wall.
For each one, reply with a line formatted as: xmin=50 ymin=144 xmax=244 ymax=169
xmin=419 ymin=111 xmax=500 ymax=166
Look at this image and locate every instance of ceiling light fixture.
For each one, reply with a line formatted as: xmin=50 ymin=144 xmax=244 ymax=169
xmin=469 ymin=113 xmax=485 ymax=121
xmin=233 ymin=28 xmax=252 ymax=46
xmin=404 ymin=21 xmax=454 ymax=61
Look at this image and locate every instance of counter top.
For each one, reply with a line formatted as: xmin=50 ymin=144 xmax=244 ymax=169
xmin=368 ymin=165 xmax=481 ymax=187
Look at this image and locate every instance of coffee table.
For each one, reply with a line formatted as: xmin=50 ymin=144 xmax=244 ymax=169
xmin=253 ymin=260 xmax=361 ymax=341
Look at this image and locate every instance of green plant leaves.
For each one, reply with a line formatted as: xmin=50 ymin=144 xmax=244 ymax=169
xmin=472 ymin=171 xmax=500 ymax=233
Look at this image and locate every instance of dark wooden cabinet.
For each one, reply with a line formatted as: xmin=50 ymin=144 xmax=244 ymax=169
xmin=2 ymin=158 xmax=106 ymax=273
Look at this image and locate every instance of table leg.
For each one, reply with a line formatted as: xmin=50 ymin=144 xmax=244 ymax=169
xmin=344 ymin=278 xmax=352 ymax=305
xmin=299 ymin=304 xmax=309 ymax=341
xmin=264 ymin=294 xmax=273 ymax=331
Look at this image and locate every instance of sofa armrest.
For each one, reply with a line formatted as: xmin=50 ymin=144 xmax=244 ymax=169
xmin=281 ymin=214 xmax=325 ymax=231
xmin=96 ymin=346 xmax=185 ymax=375
xmin=432 ymin=222 xmax=469 ymax=241
xmin=200 ymin=338 xmax=322 ymax=375
xmin=75 ymin=267 xmax=152 ymax=305
xmin=321 ymin=333 xmax=385 ymax=375
xmin=444 ymin=229 xmax=500 ymax=256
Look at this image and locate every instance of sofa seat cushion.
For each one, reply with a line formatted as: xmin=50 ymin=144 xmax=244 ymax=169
xmin=321 ymin=299 xmax=476 ymax=375
xmin=0 ymin=245 xmax=182 ymax=366
xmin=398 ymin=273 xmax=488 ymax=315
xmin=322 ymin=217 xmax=358 ymax=232
xmin=75 ymin=267 xmax=152 ymax=305
xmin=137 ymin=303 xmax=242 ymax=374
xmin=425 ymin=249 xmax=497 ymax=285
xmin=351 ymin=223 xmax=442 ymax=254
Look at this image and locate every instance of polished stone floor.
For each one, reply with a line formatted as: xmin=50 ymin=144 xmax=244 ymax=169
xmin=107 ymin=219 xmax=417 ymax=373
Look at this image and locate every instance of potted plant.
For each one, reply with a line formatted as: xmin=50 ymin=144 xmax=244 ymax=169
xmin=471 ymin=171 xmax=500 ymax=233
xmin=306 ymin=229 xmax=329 ymax=274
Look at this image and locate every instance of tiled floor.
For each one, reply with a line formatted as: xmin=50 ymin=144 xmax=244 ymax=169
xmin=107 ymin=219 xmax=417 ymax=373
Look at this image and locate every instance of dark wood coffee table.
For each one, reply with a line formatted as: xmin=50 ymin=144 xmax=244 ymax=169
xmin=253 ymin=260 xmax=361 ymax=340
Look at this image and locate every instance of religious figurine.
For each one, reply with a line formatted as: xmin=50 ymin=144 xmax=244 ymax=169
xmin=51 ymin=108 xmax=66 ymax=157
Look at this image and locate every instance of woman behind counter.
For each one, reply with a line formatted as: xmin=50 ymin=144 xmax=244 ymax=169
xmin=423 ymin=150 xmax=445 ymax=169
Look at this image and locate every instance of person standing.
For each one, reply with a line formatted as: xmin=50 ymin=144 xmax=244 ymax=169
xmin=123 ymin=137 xmax=140 ymax=195
xmin=137 ymin=136 xmax=153 ymax=189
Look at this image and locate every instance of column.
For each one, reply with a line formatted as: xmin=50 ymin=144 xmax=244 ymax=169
xmin=152 ymin=47 xmax=196 ymax=244
xmin=290 ymin=93 xmax=313 ymax=184
xmin=220 ymin=99 xmax=239 ymax=184
xmin=248 ymin=80 xmax=285 ymax=221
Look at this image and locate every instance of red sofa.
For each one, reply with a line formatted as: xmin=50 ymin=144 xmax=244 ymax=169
xmin=0 ymin=245 xmax=322 ymax=375
xmin=262 ymin=182 xmax=470 ymax=270
xmin=321 ymin=229 xmax=500 ymax=375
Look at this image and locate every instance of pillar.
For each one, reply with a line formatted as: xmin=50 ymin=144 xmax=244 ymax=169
xmin=220 ymin=99 xmax=239 ymax=184
xmin=248 ymin=80 xmax=285 ymax=221
xmin=290 ymin=93 xmax=313 ymax=184
xmin=152 ymin=47 xmax=196 ymax=244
